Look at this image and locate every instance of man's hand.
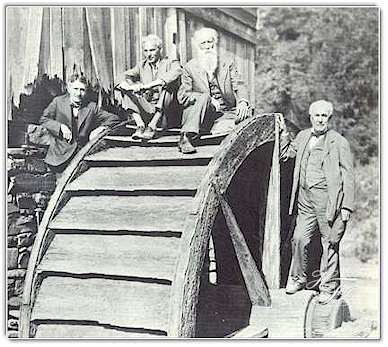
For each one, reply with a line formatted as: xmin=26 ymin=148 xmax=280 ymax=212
xmin=211 ymin=98 xmax=221 ymax=112
xmin=60 ymin=124 xmax=72 ymax=142
xmin=118 ymin=80 xmax=132 ymax=91
xmin=118 ymin=81 xmax=144 ymax=94
xmin=341 ymin=208 xmax=351 ymax=222
xmin=89 ymin=126 xmax=107 ymax=141
xmin=236 ymin=101 xmax=250 ymax=123
xmin=129 ymin=83 xmax=145 ymax=94
xmin=276 ymin=113 xmax=287 ymax=133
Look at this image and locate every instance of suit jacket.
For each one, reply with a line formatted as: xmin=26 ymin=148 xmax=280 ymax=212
xmin=40 ymin=94 xmax=120 ymax=167
xmin=124 ymin=57 xmax=182 ymax=88
xmin=281 ymin=128 xmax=355 ymax=222
xmin=177 ymin=58 xmax=249 ymax=108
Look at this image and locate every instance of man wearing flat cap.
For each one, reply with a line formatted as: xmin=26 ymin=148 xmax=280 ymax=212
xmin=277 ymin=100 xmax=355 ymax=304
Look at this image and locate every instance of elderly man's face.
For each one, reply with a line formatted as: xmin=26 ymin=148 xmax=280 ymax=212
xmin=68 ymin=80 xmax=87 ymax=106
xmin=143 ymin=41 xmax=161 ymax=64
xmin=310 ymin=112 xmax=331 ymax=134
xmin=197 ymin=34 xmax=216 ymax=53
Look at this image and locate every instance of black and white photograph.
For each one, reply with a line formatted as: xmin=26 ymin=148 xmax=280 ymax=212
xmin=4 ymin=3 xmax=380 ymax=340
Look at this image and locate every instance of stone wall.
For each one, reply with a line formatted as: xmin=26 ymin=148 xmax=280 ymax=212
xmin=7 ymin=205 xmax=38 ymax=338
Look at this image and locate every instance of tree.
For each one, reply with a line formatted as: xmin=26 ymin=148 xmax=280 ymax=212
xmin=255 ymin=7 xmax=379 ymax=163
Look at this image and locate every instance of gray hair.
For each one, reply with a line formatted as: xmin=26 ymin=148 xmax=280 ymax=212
xmin=193 ymin=27 xmax=219 ymax=45
xmin=309 ymin=100 xmax=334 ymax=117
xmin=142 ymin=34 xmax=163 ymax=49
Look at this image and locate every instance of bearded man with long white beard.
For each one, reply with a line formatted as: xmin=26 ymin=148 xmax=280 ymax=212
xmin=177 ymin=27 xmax=252 ymax=154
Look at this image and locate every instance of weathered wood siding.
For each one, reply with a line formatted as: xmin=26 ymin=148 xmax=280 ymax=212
xmin=7 ymin=7 xmax=257 ymax=116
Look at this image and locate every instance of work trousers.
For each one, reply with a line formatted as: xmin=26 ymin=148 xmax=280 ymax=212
xmin=290 ymin=185 xmax=346 ymax=294
xmin=115 ymin=89 xmax=180 ymax=127
xmin=181 ymin=94 xmax=237 ymax=135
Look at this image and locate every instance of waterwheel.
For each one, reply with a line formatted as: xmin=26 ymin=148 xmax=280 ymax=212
xmin=19 ymin=114 xmax=350 ymax=338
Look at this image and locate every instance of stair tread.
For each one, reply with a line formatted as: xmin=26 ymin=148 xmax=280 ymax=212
xmin=49 ymin=195 xmax=194 ymax=232
xmin=34 ymin=323 xmax=165 ymax=338
xmin=67 ymin=166 xmax=206 ymax=192
xmin=104 ymin=131 xmax=227 ymax=145
xmin=85 ymin=145 xmax=218 ymax=162
xmin=38 ymin=234 xmax=180 ymax=281
xmin=32 ymin=276 xmax=170 ymax=331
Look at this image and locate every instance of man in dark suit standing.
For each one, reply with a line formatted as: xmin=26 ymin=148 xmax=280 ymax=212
xmin=116 ymin=34 xmax=182 ymax=140
xmin=177 ymin=27 xmax=252 ymax=154
xmin=277 ymin=100 xmax=355 ymax=304
xmin=40 ymin=73 xmax=120 ymax=174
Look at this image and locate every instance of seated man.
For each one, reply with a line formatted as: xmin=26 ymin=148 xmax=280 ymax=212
xmin=177 ymin=27 xmax=252 ymax=154
xmin=116 ymin=34 xmax=182 ymax=140
xmin=40 ymin=73 xmax=120 ymax=174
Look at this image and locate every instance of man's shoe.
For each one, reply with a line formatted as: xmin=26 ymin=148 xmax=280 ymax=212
xmin=285 ymin=279 xmax=306 ymax=295
xmin=142 ymin=126 xmax=156 ymax=140
xmin=132 ymin=126 xmax=145 ymax=140
xmin=178 ymin=133 xmax=197 ymax=154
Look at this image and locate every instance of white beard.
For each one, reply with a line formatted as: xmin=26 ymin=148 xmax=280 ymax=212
xmin=197 ymin=49 xmax=218 ymax=78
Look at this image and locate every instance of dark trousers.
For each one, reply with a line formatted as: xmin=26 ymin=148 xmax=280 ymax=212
xmin=181 ymin=94 xmax=237 ymax=134
xmin=290 ymin=185 xmax=346 ymax=294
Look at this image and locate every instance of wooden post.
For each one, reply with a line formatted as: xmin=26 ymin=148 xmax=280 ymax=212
xmin=262 ymin=114 xmax=281 ymax=288
xmin=215 ymin=187 xmax=271 ymax=307
xmin=177 ymin=10 xmax=187 ymax=65
xmin=165 ymin=8 xmax=178 ymax=60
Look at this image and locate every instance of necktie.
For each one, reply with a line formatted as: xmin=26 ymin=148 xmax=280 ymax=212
xmin=71 ymin=105 xmax=79 ymax=141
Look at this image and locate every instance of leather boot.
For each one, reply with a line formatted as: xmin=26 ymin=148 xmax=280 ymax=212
xmin=178 ymin=133 xmax=197 ymax=154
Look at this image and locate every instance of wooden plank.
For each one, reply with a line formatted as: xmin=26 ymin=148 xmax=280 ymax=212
xmin=218 ymin=8 xmax=257 ymax=30
xmin=178 ymin=10 xmax=187 ymax=64
xmin=229 ymin=325 xmax=269 ymax=338
xmin=85 ymin=145 xmax=218 ymax=164
xmin=164 ymin=8 xmax=178 ymax=60
xmin=262 ymin=117 xmax=281 ymax=288
xmin=31 ymin=276 xmax=170 ymax=331
xmin=249 ymin=289 xmax=315 ymax=338
xmin=35 ymin=323 xmax=165 ymax=338
xmin=183 ymin=8 xmax=257 ymax=45
xmin=66 ymin=166 xmax=206 ymax=193
xmin=49 ymin=195 xmax=194 ymax=232
xmin=217 ymin=192 xmax=271 ymax=306
xmin=38 ymin=234 xmax=180 ymax=281
xmin=104 ymin=131 xmax=228 ymax=145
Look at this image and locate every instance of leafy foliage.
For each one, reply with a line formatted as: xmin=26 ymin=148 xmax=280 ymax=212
xmin=255 ymin=7 xmax=379 ymax=164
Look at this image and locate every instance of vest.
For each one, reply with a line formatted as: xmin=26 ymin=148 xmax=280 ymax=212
xmin=300 ymin=136 xmax=327 ymax=189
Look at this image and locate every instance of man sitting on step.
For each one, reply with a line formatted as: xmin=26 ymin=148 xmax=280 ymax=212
xmin=116 ymin=34 xmax=182 ymax=140
xmin=40 ymin=73 xmax=120 ymax=175
xmin=177 ymin=27 xmax=252 ymax=154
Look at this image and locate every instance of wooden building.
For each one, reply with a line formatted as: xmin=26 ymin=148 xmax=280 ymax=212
xmin=6 ymin=7 xmax=257 ymax=123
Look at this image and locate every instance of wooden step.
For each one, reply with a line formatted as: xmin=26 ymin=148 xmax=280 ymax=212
xmin=67 ymin=166 xmax=206 ymax=194
xmin=34 ymin=323 xmax=165 ymax=338
xmin=104 ymin=132 xmax=228 ymax=147
xmin=38 ymin=234 xmax=180 ymax=282
xmin=84 ymin=145 xmax=219 ymax=166
xmin=49 ymin=196 xmax=194 ymax=232
xmin=32 ymin=276 xmax=170 ymax=331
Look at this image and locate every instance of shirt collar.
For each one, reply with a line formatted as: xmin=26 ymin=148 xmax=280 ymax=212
xmin=311 ymin=128 xmax=328 ymax=137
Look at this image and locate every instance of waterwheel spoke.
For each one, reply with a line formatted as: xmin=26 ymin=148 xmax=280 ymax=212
xmin=215 ymin=188 xmax=271 ymax=307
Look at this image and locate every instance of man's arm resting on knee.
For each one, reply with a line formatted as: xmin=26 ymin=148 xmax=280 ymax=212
xmin=39 ymin=98 xmax=63 ymax=138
